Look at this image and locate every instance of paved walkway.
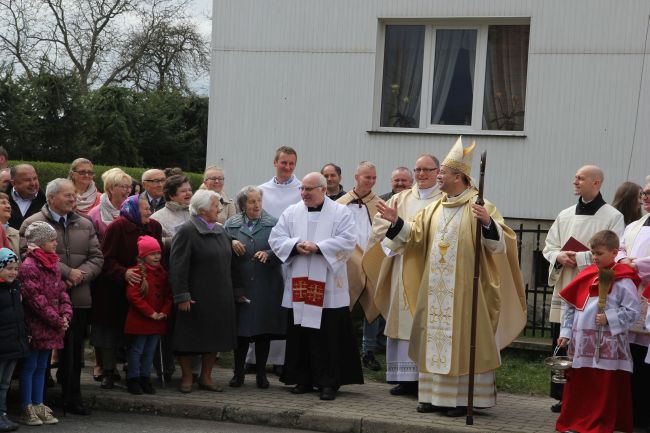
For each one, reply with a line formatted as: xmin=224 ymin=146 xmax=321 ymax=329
xmin=49 ymin=366 xmax=560 ymax=433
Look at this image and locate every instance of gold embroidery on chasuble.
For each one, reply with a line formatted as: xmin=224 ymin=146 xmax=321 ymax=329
xmin=426 ymin=207 xmax=462 ymax=374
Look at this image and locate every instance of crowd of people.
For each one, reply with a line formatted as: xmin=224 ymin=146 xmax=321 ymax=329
xmin=0 ymin=141 xmax=648 ymax=433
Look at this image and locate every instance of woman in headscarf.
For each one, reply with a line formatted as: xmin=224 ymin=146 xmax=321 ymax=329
xmin=91 ymin=194 xmax=163 ymax=389
xmin=68 ymin=158 xmax=101 ymax=215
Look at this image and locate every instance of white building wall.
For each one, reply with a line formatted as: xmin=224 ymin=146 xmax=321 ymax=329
xmin=207 ymin=0 xmax=650 ymax=220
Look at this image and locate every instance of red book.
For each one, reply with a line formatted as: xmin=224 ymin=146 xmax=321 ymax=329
xmin=561 ymin=236 xmax=589 ymax=253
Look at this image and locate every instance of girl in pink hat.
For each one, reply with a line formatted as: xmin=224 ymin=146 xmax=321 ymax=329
xmin=124 ymin=235 xmax=171 ymax=395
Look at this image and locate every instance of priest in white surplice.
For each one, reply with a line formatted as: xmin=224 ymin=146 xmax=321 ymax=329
xmin=243 ymin=146 xmax=301 ymax=374
xmin=542 ymin=165 xmax=624 ymax=411
xmin=269 ymin=172 xmax=363 ymax=401
xmin=376 ymin=138 xmax=526 ymax=417
xmin=362 ymin=154 xmax=442 ymax=397
xmin=616 ymin=177 xmax=650 ymax=430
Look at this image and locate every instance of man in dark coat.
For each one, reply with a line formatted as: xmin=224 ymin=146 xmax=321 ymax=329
xmin=8 ymin=164 xmax=46 ymax=229
xmin=140 ymin=169 xmax=167 ymax=213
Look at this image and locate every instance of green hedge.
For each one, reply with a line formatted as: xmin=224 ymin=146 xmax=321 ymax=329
xmin=9 ymin=160 xmax=205 ymax=192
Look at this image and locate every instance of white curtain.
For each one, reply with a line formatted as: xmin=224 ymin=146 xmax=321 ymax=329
xmin=380 ymin=25 xmax=425 ymax=128
xmin=430 ymin=30 xmax=476 ymax=125
xmin=482 ymin=25 xmax=529 ymax=131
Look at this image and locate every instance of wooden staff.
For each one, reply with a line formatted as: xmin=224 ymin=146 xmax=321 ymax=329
xmin=467 ymin=150 xmax=487 ymax=426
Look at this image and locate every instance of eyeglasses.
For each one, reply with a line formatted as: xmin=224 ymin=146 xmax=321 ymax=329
xmin=73 ymin=170 xmax=94 ymax=177
xmin=642 ymin=190 xmax=650 ymax=198
xmin=205 ymin=177 xmax=225 ymax=182
xmin=413 ymin=168 xmax=438 ymax=173
xmin=143 ymin=178 xmax=165 ymax=184
xmin=299 ymin=186 xmax=322 ymax=192
xmin=116 ymin=184 xmax=131 ymax=190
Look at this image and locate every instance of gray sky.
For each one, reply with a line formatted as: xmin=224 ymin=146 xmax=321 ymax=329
xmin=188 ymin=0 xmax=212 ymax=94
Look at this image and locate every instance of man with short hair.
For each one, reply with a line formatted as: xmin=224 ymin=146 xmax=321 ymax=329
xmin=141 ymin=169 xmax=167 ymax=213
xmin=380 ymin=167 xmax=413 ymax=201
xmin=269 ymin=172 xmax=362 ymax=400
xmin=249 ymin=146 xmax=302 ymax=373
xmin=377 ymin=137 xmax=526 ymax=416
xmin=363 ymin=154 xmax=443 ymax=396
xmin=259 ymin=146 xmax=301 ymax=218
xmin=8 ymin=164 xmax=46 ymax=229
xmin=337 ymin=162 xmax=383 ymax=371
xmin=543 ymin=164 xmax=625 ymax=412
xmin=321 ymin=163 xmax=346 ymax=200
xmin=20 ymin=178 xmax=103 ymax=415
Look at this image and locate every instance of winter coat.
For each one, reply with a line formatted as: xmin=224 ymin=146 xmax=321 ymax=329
xmin=217 ymin=192 xmax=237 ymax=225
xmin=19 ymin=251 xmax=73 ymax=350
xmin=6 ymin=226 xmax=20 ymax=261
xmin=224 ymin=211 xmax=286 ymax=337
xmin=8 ymin=189 xmax=46 ymax=230
xmin=150 ymin=201 xmax=190 ymax=250
xmin=91 ymin=217 xmax=163 ymax=330
xmin=0 ymin=279 xmax=29 ymax=361
xmin=124 ymin=264 xmax=172 ymax=335
xmin=170 ymin=217 xmax=236 ymax=353
xmin=19 ymin=206 xmax=104 ymax=308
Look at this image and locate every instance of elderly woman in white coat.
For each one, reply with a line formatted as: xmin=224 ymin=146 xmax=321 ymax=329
xmin=150 ymin=175 xmax=193 ymax=250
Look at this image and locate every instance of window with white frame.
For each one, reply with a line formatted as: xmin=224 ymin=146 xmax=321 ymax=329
xmin=378 ymin=22 xmax=530 ymax=133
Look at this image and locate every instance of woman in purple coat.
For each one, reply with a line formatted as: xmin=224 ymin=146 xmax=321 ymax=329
xmin=90 ymin=195 xmax=163 ymax=389
xmin=19 ymin=222 xmax=72 ymax=426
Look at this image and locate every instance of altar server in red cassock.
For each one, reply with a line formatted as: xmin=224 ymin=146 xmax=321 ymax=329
xmin=556 ymin=230 xmax=640 ymax=433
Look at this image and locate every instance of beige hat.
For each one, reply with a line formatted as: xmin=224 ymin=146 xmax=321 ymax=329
xmin=441 ymin=136 xmax=476 ymax=177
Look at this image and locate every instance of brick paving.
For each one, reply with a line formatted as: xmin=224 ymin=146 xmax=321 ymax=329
xmin=50 ymin=366 xmax=564 ymax=433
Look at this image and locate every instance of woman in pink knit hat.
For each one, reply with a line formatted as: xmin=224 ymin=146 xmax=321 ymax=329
xmin=123 ymin=235 xmax=172 ymax=395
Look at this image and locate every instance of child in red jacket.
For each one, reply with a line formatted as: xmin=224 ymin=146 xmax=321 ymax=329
xmin=124 ymin=236 xmax=171 ymax=395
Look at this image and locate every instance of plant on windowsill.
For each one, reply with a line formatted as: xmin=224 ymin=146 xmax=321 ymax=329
xmin=487 ymin=93 xmax=524 ymax=131
xmin=387 ymin=84 xmax=418 ymax=128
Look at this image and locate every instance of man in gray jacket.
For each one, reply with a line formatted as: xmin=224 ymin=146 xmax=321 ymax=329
xmin=20 ymin=178 xmax=103 ymax=415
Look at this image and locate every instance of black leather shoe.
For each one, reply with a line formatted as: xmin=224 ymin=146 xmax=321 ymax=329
xmin=140 ymin=377 xmax=156 ymax=394
xmin=319 ymin=387 xmax=336 ymax=401
xmin=416 ymin=403 xmax=441 ymax=413
xmin=64 ymin=402 xmax=91 ymax=416
xmin=361 ymin=351 xmax=381 ymax=371
xmin=256 ymin=372 xmax=269 ymax=389
xmin=445 ymin=406 xmax=467 ymax=417
xmin=229 ymin=374 xmax=244 ymax=387
xmin=390 ymin=383 xmax=417 ymax=396
xmin=551 ymin=401 xmax=562 ymax=413
xmin=290 ymin=384 xmax=313 ymax=394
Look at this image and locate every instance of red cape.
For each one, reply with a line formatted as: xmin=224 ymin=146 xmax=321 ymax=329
xmin=559 ymin=263 xmax=640 ymax=310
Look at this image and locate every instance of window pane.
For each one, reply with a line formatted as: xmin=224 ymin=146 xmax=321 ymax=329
xmin=430 ymin=29 xmax=477 ymax=126
xmin=380 ymin=25 xmax=425 ymax=128
xmin=482 ymin=25 xmax=530 ymax=131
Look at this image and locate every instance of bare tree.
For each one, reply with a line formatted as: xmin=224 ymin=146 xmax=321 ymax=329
xmin=0 ymin=0 xmax=209 ymax=92
xmin=123 ymin=21 xmax=209 ymax=92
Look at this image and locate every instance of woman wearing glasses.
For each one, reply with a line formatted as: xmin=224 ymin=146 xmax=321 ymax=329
xmin=88 ymin=168 xmax=133 ymax=243
xmin=68 ymin=158 xmax=101 ymax=215
xmin=202 ymin=166 xmax=236 ymax=225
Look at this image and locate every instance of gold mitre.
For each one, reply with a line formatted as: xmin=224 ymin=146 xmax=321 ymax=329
xmin=441 ymin=136 xmax=476 ymax=177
